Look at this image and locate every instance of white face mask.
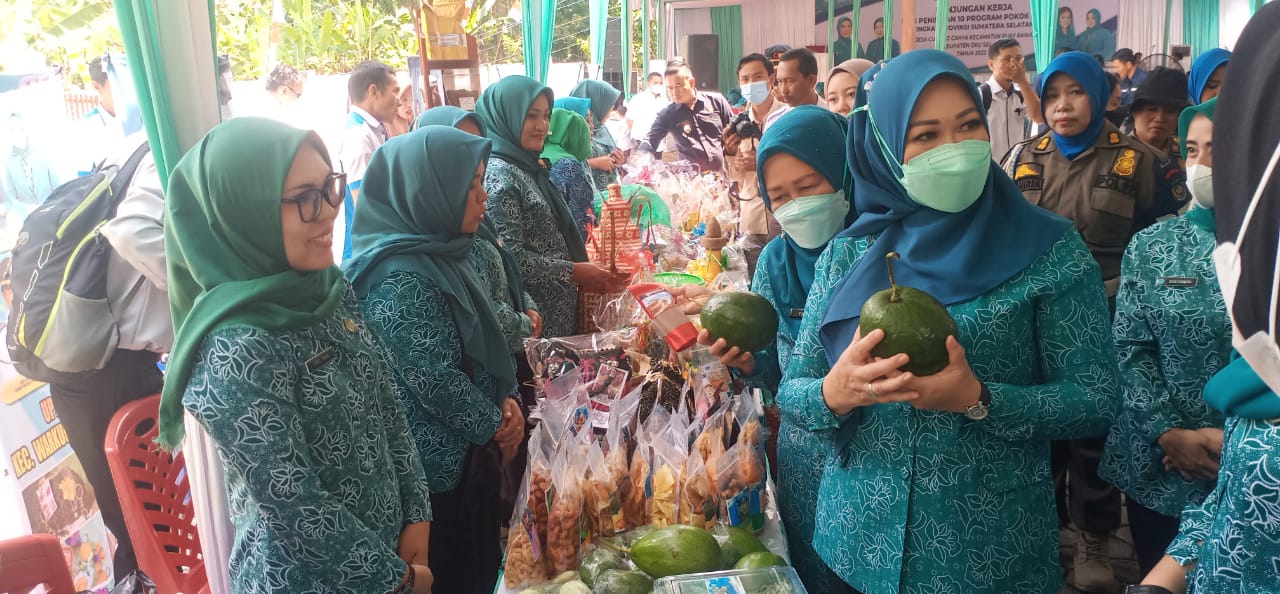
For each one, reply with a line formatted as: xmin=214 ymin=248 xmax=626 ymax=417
xmin=741 ymin=81 xmax=771 ymax=105
xmin=1213 ymin=139 xmax=1280 ymax=395
xmin=1187 ymin=164 xmax=1214 ymax=209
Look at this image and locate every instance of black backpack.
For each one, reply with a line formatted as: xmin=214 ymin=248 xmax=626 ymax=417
xmin=981 ymin=82 xmax=1024 ymax=112
xmin=6 ymin=142 xmax=151 ymax=382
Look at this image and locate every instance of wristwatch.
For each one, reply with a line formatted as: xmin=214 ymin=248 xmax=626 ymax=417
xmin=1123 ymin=586 xmax=1175 ymax=594
xmin=964 ymin=383 xmax=992 ymax=421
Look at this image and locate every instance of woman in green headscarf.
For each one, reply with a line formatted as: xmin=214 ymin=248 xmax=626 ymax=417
xmin=478 ymin=75 xmax=627 ymax=338
xmin=544 ymin=107 xmax=595 ymax=239
xmin=163 ymin=118 xmax=433 ymax=593
xmin=570 ymin=79 xmax=624 ymax=189
xmin=346 ymin=125 xmax=522 ymax=594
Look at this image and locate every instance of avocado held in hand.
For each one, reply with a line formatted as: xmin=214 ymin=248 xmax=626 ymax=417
xmin=701 ymin=291 xmax=780 ymax=353
xmin=858 ymin=252 xmax=958 ymax=376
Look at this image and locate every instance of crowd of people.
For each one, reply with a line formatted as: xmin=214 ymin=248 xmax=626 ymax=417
xmin=20 ymin=4 xmax=1280 ymax=594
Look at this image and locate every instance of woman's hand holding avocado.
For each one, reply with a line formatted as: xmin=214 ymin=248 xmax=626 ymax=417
xmin=821 ymin=328 xmax=919 ymax=416
xmin=697 ymin=329 xmax=756 ymax=376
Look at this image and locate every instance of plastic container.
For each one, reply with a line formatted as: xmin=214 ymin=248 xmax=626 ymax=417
xmin=654 ymin=271 xmax=706 ymax=287
xmin=627 ymin=283 xmax=698 ymax=352
xmin=653 ymin=566 xmax=807 ymax=594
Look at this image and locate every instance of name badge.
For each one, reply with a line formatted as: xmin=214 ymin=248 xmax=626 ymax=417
xmin=1161 ymin=277 xmax=1198 ymax=288
xmin=789 ymin=308 xmax=804 ymax=319
xmin=305 ymin=346 xmax=337 ymax=372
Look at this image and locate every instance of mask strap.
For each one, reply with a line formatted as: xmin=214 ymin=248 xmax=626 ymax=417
xmin=853 ymin=105 xmax=905 ymax=179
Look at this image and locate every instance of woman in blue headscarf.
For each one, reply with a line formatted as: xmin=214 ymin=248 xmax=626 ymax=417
xmin=1187 ymin=48 xmax=1231 ymax=105
xmin=776 ymin=49 xmax=1118 ymax=594
xmin=699 ymin=106 xmax=854 ymax=594
xmin=347 ymin=126 xmax=522 ymax=593
xmin=1076 ymin=8 xmax=1116 ymax=62
xmin=570 ymin=79 xmax=624 ymax=189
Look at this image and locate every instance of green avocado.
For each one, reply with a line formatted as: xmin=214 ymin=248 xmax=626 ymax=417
xmin=591 ymin=569 xmax=652 ymax=594
xmin=579 ymin=547 xmax=626 ymax=587
xmin=858 ymin=252 xmax=959 ymax=376
xmin=701 ymin=291 xmax=780 ymax=353
xmin=629 ymin=525 xmax=724 ymax=578
xmin=734 ymin=551 xmax=788 ymax=570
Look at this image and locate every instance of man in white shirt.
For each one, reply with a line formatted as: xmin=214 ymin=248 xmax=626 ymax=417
xmin=76 ymin=56 xmax=127 ymax=176
xmin=336 ymin=60 xmax=400 ymax=263
xmin=626 ymin=72 xmax=671 ymax=152
xmin=722 ymin=53 xmax=787 ymax=275
xmin=983 ymin=38 xmax=1043 ymax=162
xmin=767 ymin=48 xmax=829 ymax=130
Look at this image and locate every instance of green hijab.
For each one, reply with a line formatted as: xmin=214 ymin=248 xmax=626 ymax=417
xmin=570 ymin=79 xmax=621 ymax=154
xmin=542 ymin=108 xmax=592 ymax=164
xmin=412 ymin=106 xmax=529 ymax=309
xmin=476 ymin=75 xmax=589 ymax=262
xmin=159 ymin=118 xmax=347 ymax=448
xmin=344 ymin=126 xmax=517 ymax=398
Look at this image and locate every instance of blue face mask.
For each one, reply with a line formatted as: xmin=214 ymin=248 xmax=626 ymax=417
xmin=741 ymin=81 xmax=771 ymax=105
xmin=859 ymin=105 xmax=992 ymax=213
xmin=771 ymin=190 xmax=850 ymax=249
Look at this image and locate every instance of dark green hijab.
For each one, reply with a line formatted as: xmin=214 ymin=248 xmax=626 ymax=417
xmin=413 ymin=106 xmax=530 ymax=310
xmin=160 ymin=118 xmax=347 ymax=447
xmin=344 ymin=126 xmax=517 ymax=398
xmin=570 ymin=79 xmax=621 ymax=153
xmin=476 ymin=75 xmax=588 ymax=262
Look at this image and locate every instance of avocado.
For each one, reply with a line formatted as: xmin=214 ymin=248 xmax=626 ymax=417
xmin=734 ymin=551 xmax=788 ymax=570
xmin=579 ymin=547 xmax=627 ymax=587
xmin=701 ymin=291 xmax=780 ymax=353
xmin=858 ymin=252 xmax=958 ymax=376
xmin=591 ymin=569 xmax=653 ymax=594
xmin=629 ymin=524 xmax=724 ymax=578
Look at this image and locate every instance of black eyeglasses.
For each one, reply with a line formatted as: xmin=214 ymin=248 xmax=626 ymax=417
xmin=282 ymin=172 xmax=347 ymax=223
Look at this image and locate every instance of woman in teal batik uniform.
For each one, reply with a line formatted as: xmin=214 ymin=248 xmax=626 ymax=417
xmin=1076 ymin=9 xmax=1116 ymax=62
xmin=1098 ymin=98 xmax=1230 ymax=577
xmin=700 ymin=106 xmax=857 ymax=594
xmin=477 ymin=76 xmax=627 ymax=338
xmin=161 ymin=118 xmax=434 ymax=594
xmin=570 ymin=79 xmax=624 ymax=189
xmin=777 ymin=49 xmax=1119 ymax=594
xmin=346 ymin=126 xmax=524 ymax=594
xmin=1133 ymin=7 xmax=1280 ymax=592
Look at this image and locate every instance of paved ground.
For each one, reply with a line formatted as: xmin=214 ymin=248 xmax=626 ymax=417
xmin=1057 ymin=511 xmax=1144 ymax=594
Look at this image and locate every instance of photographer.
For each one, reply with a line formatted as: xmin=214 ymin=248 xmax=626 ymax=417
xmin=723 ymin=53 xmax=786 ymax=274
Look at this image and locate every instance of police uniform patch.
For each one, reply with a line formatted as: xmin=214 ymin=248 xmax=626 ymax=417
xmin=1014 ymin=163 xmax=1043 ymax=180
xmin=1037 ymin=136 xmax=1052 ymax=151
xmin=1109 ymin=131 xmax=1121 ymax=145
xmin=1095 ymin=174 xmax=1140 ymax=196
xmin=1113 ymin=149 xmax=1137 ymax=177
xmin=1017 ymin=177 xmax=1044 ymax=192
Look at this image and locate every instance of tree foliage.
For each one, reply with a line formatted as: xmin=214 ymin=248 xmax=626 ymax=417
xmin=5 ymin=0 xmax=122 ymax=85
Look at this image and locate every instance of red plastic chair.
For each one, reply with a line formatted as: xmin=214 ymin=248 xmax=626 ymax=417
xmin=0 ymin=533 xmax=76 ymax=594
xmin=104 ymin=394 xmax=209 ymax=594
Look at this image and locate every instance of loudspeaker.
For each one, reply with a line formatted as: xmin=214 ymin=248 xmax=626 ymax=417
xmin=679 ymin=34 xmax=719 ymax=91
xmin=604 ymin=18 xmax=623 ymax=72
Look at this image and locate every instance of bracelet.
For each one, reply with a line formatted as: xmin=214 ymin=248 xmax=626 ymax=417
xmin=1123 ymin=586 xmax=1175 ymax=594
xmin=390 ymin=565 xmax=414 ymax=594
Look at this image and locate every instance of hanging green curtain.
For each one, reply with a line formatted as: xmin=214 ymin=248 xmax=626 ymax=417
xmin=1252 ymin=0 xmax=1265 ymax=12
xmin=710 ymin=5 xmax=742 ymax=96
xmin=828 ymin=0 xmax=836 ymax=58
xmin=851 ymin=0 xmax=862 ymax=57
xmin=642 ymin=0 xmax=651 ymax=70
xmin=935 ymin=0 xmax=950 ymax=50
xmin=883 ymin=0 xmax=893 ymax=61
xmin=523 ymin=0 xmax=558 ymax=82
xmin=1184 ymin=0 xmax=1220 ymax=57
xmin=1028 ymin=0 xmax=1058 ymax=72
xmin=590 ymin=0 xmax=608 ymax=66
xmin=115 ymin=0 xmax=220 ymax=187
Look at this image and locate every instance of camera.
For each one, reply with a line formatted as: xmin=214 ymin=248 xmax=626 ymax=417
xmin=731 ymin=110 xmax=762 ymax=140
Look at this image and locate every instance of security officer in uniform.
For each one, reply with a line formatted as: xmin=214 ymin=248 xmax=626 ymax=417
xmin=1002 ymin=51 xmax=1189 ymax=594
xmin=1127 ymin=68 xmax=1192 ymax=230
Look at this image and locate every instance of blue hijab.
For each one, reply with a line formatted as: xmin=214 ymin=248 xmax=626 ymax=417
xmin=755 ymin=106 xmax=855 ymax=338
xmin=1036 ymin=51 xmax=1110 ymax=161
xmin=854 ymin=61 xmax=886 ymax=113
xmin=1188 ymin=48 xmax=1231 ymax=104
xmin=554 ymin=97 xmax=592 ymax=121
xmin=819 ymin=49 xmax=1071 ymax=366
xmin=1205 ymin=354 xmax=1280 ymax=419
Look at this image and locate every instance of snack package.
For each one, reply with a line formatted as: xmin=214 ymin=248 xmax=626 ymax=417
xmin=503 ymin=464 xmax=549 ymax=588
xmin=638 ymin=359 xmax=686 ymax=424
xmin=586 ymin=363 xmax=631 ymax=431
xmin=679 ymin=446 xmax=717 ymax=529
xmin=625 ymin=424 xmax=650 ymax=529
xmin=524 ymin=330 xmax=638 ymax=390
xmin=691 ymin=348 xmax=733 ymax=421
xmin=607 ymin=387 xmax=643 ymax=531
xmin=527 ymin=425 xmax=554 ymax=547
xmin=582 ymin=440 xmax=617 ymax=542
xmin=647 ymin=435 xmax=684 ymax=527
xmin=546 ymin=441 xmax=586 ymax=575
